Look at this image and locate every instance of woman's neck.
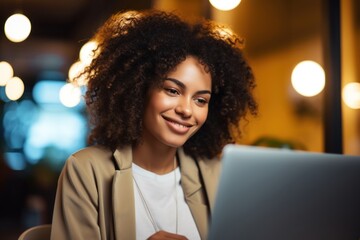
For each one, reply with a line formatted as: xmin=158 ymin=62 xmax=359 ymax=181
xmin=132 ymin=141 xmax=178 ymax=175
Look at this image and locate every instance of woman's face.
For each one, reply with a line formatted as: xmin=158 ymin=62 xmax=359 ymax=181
xmin=142 ymin=56 xmax=212 ymax=149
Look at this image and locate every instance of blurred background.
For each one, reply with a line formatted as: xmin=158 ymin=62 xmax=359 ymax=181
xmin=0 ymin=0 xmax=359 ymax=238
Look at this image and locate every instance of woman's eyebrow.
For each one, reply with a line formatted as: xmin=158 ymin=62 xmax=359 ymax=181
xmin=197 ymin=90 xmax=212 ymax=95
xmin=164 ymin=77 xmax=186 ymax=89
xmin=164 ymin=77 xmax=212 ymax=95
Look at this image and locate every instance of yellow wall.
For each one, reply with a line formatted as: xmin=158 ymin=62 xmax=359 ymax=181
xmin=238 ymin=36 xmax=324 ymax=152
xmin=341 ymin=0 xmax=360 ymax=155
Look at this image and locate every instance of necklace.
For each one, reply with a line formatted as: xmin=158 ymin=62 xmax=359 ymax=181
xmin=132 ymin=159 xmax=178 ymax=234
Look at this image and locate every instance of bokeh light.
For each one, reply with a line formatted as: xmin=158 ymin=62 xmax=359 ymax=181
xmin=0 ymin=61 xmax=14 ymax=86
xmin=5 ymin=152 xmax=26 ymax=171
xmin=24 ymin=110 xmax=87 ymax=166
xmin=5 ymin=76 xmax=25 ymax=100
xmin=68 ymin=61 xmax=88 ymax=86
xmin=4 ymin=13 xmax=32 ymax=42
xmin=33 ymin=80 xmax=64 ymax=105
xmin=79 ymin=40 xmax=98 ymax=66
xmin=59 ymin=83 xmax=82 ymax=107
xmin=291 ymin=60 xmax=325 ymax=97
xmin=342 ymin=82 xmax=360 ymax=109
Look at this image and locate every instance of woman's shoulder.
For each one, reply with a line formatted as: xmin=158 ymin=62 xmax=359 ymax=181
xmin=65 ymin=145 xmax=115 ymax=171
xmin=72 ymin=145 xmax=113 ymax=159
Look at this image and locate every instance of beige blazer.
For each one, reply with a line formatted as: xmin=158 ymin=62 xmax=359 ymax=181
xmin=51 ymin=145 xmax=221 ymax=240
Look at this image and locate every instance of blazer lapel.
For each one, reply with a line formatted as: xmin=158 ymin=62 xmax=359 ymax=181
xmin=197 ymin=158 xmax=221 ymax=211
xmin=112 ymin=147 xmax=136 ymax=240
xmin=178 ymin=149 xmax=209 ymax=240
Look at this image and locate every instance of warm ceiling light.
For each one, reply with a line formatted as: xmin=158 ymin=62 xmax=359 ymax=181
xmin=0 ymin=61 xmax=14 ymax=86
xmin=5 ymin=76 xmax=25 ymax=100
xmin=291 ymin=60 xmax=325 ymax=97
xmin=4 ymin=13 xmax=32 ymax=43
xmin=342 ymin=82 xmax=360 ymax=109
xmin=209 ymin=0 xmax=241 ymax=11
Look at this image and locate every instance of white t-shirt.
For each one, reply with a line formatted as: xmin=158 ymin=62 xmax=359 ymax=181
xmin=132 ymin=163 xmax=201 ymax=240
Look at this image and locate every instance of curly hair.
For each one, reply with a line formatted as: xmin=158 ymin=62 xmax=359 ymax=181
xmin=84 ymin=9 xmax=257 ymax=159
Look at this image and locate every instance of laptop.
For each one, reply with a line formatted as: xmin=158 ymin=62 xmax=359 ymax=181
xmin=208 ymin=144 xmax=360 ymax=240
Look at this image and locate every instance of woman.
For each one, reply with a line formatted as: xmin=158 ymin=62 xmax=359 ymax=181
xmin=51 ymin=10 xmax=257 ymax=240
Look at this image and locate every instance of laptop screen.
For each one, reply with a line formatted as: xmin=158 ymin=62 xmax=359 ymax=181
xmin=208 ymin=144 xmax=360 ymax=240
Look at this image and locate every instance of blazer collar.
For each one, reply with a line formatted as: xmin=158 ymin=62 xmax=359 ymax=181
xmin=113 ymin=146 xmax=133 ymax=170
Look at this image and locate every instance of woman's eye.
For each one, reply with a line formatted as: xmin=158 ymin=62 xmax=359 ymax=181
xmin=165 ymin=88 xmax=179 ymax=95
xmin=195 ymin=98 xmax=208 ymax=106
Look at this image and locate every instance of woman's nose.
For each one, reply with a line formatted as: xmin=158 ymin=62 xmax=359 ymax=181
xmin=175 ymin=98 xmax=192 ymax=118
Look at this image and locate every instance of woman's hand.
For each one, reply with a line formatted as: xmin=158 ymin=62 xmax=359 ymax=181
xmin=147 ymin=230 xmax=188 ymax=240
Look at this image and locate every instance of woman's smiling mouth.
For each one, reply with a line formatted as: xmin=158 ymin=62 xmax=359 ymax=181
xmin=162 ymin=116 xmax=194 ymax=134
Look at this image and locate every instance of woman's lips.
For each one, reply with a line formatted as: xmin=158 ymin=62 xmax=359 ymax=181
xmin=163 ymin=116 xmax=193 ymax=134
